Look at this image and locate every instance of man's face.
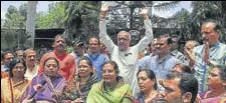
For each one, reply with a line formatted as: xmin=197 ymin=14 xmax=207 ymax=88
xmin=4 ymin=53 xmax=14 ymax=65
xmin=117 ymin=33 xmax=130 ymax=51
xmin=25 ymin=50 xmax=36 ymax=65
xmin=89 ymin=38 xmax=99 ymax=54
xmin=155 ymin=38 xmax=171 ymax=55
xmin=99 ymin=42 xmax=105 ymax=50
xmin=201 ymin=23 xmax=219 ymax=46
xmin=171 ymin=37 xmax=178 ymax=50
xmin=73 ymin=44 xmax=83 ymax=56
xmin=184 ymin=41 xmax=195 ymax=55
xmin=16 ymin=50 xmax=24 ymax=59
xmin=151 ymin=39 xmax=158 ymax=55
xmin=156 ymin=79 xmax=183 ymax=103
xmin=53 ymin=36 xmax=66 ymax=51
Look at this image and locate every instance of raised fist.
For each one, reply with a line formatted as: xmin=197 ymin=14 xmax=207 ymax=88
xmin=101 ymin=4 xmax=109 ymax=12
xmin=139 ymin=8 xmax=149 ymax=15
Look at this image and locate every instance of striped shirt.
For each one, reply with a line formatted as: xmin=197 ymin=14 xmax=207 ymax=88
xmin=193 ymin=41 xmax=226 ymax=93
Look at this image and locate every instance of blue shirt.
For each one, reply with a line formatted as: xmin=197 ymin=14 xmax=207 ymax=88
xmin=139 ymin=54 xmax=179 ymax=79
xmin=1 ymin=65 xmax=9 ymax=72
xmin=86 ymin=53 xmax=108 ymax=81
xmin=193 ymin=41 xmax=226 ymax=93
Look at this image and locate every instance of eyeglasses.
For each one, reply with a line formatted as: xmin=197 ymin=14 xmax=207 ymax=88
xmin=118 ymin=38 xmax=129 ymax=42
xmin=13 ymin=66 xmax=25 ymax=69
xmin=45 ymin=64 xmax=58 ymax=68
xmin=202 ymin=31 xmax=215 ymax=35
xmin=6 ymin=57 xmax=14 ymax=60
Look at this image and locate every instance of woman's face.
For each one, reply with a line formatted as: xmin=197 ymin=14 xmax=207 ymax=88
xmin=12 ymin=63 xmax=25 ymax=78
xmin=78 ymin=60 xmax=92 ymax=77
xmin=44 ymin=59 xmax=59 ymax=77
xmin=102 ymin=63 xmax=117 ymax=83
xmin=138 ymin=71 xmax=155 ymax=92
xmin=207 ymin=68 xmax=223 ymax=88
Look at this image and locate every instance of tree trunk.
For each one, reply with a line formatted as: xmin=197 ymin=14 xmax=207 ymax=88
xmin=26 ymin=1 xmax=38 ymax=48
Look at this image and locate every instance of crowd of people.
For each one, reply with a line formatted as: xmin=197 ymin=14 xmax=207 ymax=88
xmin=1 ymin=5 xmax=226 ymax=103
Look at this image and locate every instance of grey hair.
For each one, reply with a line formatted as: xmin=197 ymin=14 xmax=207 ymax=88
xmin=117 ymin=31 xmax=131 ymax=40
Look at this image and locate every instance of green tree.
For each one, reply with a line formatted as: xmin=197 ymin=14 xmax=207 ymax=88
xmin=183 ymin=1 xmax=226 ymax=42
xmin=35 ymin=1 xmax=66 ymax=28
xmin=3 ymin=4 xmax=26 ymax=29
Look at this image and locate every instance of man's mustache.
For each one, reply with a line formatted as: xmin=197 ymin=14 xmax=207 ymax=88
xmin=58 ymin=44 xmax=64 ymax=48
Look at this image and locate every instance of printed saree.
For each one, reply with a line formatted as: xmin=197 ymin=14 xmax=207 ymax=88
xmin=20 ymin=73 xmax=67 ymax=103
xmin=61 ymin=73 xmax=98 ymax=103
xmin=1 ymin=77 xmax=29 ymax=103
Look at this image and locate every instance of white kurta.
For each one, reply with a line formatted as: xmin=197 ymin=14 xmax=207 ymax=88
xmin=99 ymin=19 xmax=153 ymax=97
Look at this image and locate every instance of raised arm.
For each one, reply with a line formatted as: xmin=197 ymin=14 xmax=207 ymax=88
xmin=99 ymin=4 xmax=116 ymax=53
xmin=136 ymin=8 xmax=153 ymax=52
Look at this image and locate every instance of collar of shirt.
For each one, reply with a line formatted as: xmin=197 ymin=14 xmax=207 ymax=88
xmin=209 ymin=41 xmax=220 ymax=50
xmin=157 ymin=54 xmax=171 ymax=64
xmin=53 ymin=50 xmax=68 ymax=61
xmin=88 ymin=53 xmax=100 ymax=60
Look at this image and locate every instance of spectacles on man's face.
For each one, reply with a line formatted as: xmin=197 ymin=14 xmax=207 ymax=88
xmin=6 ymin=57 xmax=14 ymax=60
xmin=201 ymin=31 xmax=215 ymax=35
xmin=118 ymin=38 xmax=129 ymax=42
xmin=45 ymin=64 xmax=58 ymax=68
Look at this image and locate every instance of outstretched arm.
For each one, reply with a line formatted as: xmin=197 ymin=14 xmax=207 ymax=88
xmin=99 ymin=4 xmax=116 ymax=53
xmin=136 ymin=8 xmax=153 ymax=52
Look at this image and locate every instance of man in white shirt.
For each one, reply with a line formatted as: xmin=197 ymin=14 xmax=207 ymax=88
xmin=24 ymin=48 xmax=39 ymax=80
xmin=99 ymin=5 xmax=153 ymax=97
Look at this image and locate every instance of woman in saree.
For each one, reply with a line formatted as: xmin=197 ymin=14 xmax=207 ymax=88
xmin=20 ymin=57 xmax=67 ymax=103
xmin=61 ymin=56 xmax=99 ymax=103
xmin=199 ymin=65 xmax=226 ymax=103
xmin=86 ymin=60 xmax=134 ymax=103
xmin=136 ymin=69 xmax=158 ymax=103
xmin=1 ymin=59 xmax=29 ymax=103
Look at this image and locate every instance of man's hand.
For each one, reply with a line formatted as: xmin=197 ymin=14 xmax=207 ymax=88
xmin=100 ymin=4 xmax=109 ymax=18
xmin=139 ymin=8 xmax=149 ymax=20
xmin=184 ymin=47 xmax=195 ymax=66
